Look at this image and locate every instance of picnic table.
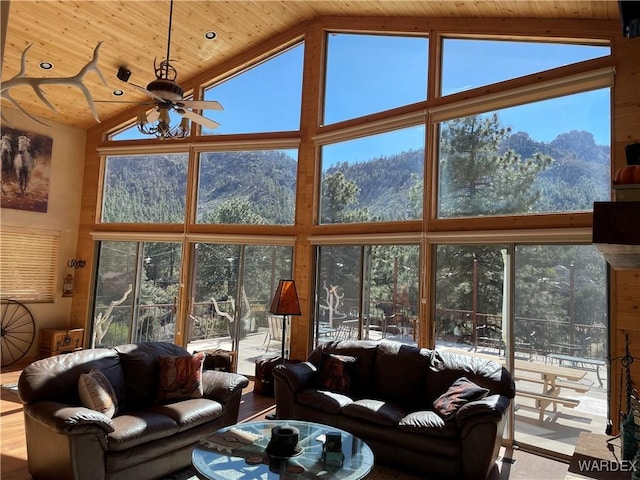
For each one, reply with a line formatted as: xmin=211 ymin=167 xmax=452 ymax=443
xmin=545 ymin=353 xmax=606 ymax=388
xmin=514 ymin=359 xmax=588 ymax=422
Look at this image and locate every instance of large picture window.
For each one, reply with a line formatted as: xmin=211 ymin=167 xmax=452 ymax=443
xmin=441 ymin=38 xmax=610 ymax=96
xmin=202 ymin=43 xmax=304 ymax=134
xmin=437 ymin=88 xmax=611 ymax=218
xmin=92 ymin=19 xmax=614 ymax=461
xmin=433 ymin=242 xmax=608 ymax=457
xmin=102 ymin=153 xmax=188 ymax=223
xmin=196 ymin=149 xmax=298 ymax=225
xmin=319 ymin=126 xmax=425 ymax=224
xmin=187 ymin=243 xmax=293 ymax=377
xmin=92 ymin=241 xmax=183 ymax=347
xmin=323 ymin=33 xmax=428 ymax=125
xmin=313 ymin=244 xmax=420 ymax=346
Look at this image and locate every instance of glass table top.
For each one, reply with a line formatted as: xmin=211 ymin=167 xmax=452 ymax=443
xmin=192 ymin=419 xmax=374 ymax=480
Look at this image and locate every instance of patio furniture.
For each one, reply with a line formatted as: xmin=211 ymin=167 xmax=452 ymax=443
xmin=263 ymin=315 xmax=283 ymax=352
xmin=545 ymin=353 xmax=606 ymax=388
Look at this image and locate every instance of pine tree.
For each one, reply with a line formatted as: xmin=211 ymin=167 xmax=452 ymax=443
xmin=438 ymin=113 xmax=551 ymax=217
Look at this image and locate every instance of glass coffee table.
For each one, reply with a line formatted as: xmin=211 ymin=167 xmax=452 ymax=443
xmin=192 ymin=420 xmax=374 ymax=480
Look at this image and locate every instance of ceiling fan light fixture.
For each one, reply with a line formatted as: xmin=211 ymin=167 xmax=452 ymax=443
xmin=158 ymin=107 xmax=170 ymax=123
xmin=133 ymin=0 xmax=219 ymax=140
xmin=137 ymin=106 xmax=190 ymax=140
xmin=136 ymin=110 xmax=149 ymax=125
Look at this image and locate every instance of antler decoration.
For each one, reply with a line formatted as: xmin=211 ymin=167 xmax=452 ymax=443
xmin=1 ymin=42 xmax=107 ymax=127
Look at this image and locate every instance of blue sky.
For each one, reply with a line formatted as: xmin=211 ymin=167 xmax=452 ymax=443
xmin=116 ymin=34 xmax=611 ymax=166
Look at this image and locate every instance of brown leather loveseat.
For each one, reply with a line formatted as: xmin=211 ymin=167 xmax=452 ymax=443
xmin=273 ymin=340 xmax=515 ymax=480
xmin=18 ymin=342 xmax=249 ymax=480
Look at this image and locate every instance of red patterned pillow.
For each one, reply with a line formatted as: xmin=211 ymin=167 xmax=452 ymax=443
xmin=318 ymin=353 xmax=357 ymax=395
xmin=157 ymin=352 xmax=205 ymax=401
xmin=433 ymin=377 xmax=489 ymax=419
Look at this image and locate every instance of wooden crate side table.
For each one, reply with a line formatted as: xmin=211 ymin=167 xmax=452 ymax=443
xmin=38 ymin=328 xmax=84 ymax=358
xmin=566 ymin=432 xmax=632 ymax=479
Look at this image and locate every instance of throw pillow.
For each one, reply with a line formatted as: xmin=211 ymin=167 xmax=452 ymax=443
xmin=157 ymin=352 xmax=205 ymax=401
xmin=432 ymin=376 xmax=489 ymax=419
xmin=78 ymin=368 xmax=118 ymax=418
xmin=318 ymin=353 xmax=357 ymax=395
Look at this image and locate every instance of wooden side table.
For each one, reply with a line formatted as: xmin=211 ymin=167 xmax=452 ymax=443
xmin=38 ymin=328 xmax=84 ymax=358
xmin=567 ymin=432 xmax=632 ymax=479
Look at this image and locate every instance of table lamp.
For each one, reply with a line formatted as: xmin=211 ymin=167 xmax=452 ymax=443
xmin=269 ymin=279 xmax=301 ymax=363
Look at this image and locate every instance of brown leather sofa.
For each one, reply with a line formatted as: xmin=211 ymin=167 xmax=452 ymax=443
xmin=18 ymin=342 xmax=249 ymax=480
xmin=273 ymin=340 xmax=515 ymax=480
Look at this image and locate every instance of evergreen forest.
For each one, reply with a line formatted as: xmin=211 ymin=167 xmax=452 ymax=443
xmin=96 ymin=113 xmax=609 ymax=357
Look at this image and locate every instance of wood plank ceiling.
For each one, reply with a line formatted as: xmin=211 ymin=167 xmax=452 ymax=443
xmin=1 ymin=1 xmax=621 ymax=130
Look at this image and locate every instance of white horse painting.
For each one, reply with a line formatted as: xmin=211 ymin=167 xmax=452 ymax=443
xmin=0 ymin=127 xmax=53 ymax=212
xmin=1 ymin=134 xmax=14 ymax=192
xmin=14 ymin=135 xmax=34 ymax=194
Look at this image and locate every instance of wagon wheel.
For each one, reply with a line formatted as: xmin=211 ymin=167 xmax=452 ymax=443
xmin=1 ymin=299 xmax=36 ymax=367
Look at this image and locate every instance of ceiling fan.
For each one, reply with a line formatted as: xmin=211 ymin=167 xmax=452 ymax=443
xmin=116 ymin=0 xmax=223 ymax=138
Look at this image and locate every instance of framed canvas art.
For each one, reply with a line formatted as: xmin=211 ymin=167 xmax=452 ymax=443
xmin=1 ymin=126 xmax=53 ymax=213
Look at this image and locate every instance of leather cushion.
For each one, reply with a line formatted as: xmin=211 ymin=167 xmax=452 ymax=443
xmin=423 ymin=350 xmax=515 ymax=405
xmin=309 ymin=340 xmax=378 ymax=397
xmin=297 ymin=388 xmax=353 ymax=414
xmin=342 ymin=399 xmax=408 ymax=426
xmin=147 ymin=398 xmax=223 ymax=432
xmin=78 ymin=368 xmax=118 ymax=418
xmin=156 ymin=352 xmax=205 ymax=401
xmin=108 ymin=411 xmax=178 ymax=451
xmin=372 ymin=342 xmax=430 ymax=407
xmin=115 ymin=342 xmax=190 ymax=409
xmin=398 ymin=411 xmax=459 ymax=438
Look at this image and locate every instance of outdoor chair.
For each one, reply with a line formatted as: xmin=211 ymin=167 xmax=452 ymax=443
xmin=263 ymin=314 xmax=283 ymax=351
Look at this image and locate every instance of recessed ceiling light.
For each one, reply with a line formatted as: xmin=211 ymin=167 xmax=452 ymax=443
xmin=39 ymin=61 xmax=53 ymax=70
xmin=112 ymin=90 xmax=125 ymax=97
xmin=204 ymin=31 xmax=217 ymax=40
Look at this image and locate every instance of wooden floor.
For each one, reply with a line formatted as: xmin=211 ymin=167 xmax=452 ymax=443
xmin=1 ymin=363 xmax=570 ymax=480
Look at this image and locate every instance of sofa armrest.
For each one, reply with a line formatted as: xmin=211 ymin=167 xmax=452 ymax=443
xmin=24 ymin=401 xmax=114 ymax=435
xmin=273 ymin=362 xmax=317 ymax=393
xmin=456 ymin=395 xmax=511 ymax=480
xmin=202 ymin=370 xmax=249 ymax=426
xmin=454 ymin=394 xmax=510 ymax=425
xmin=202 ymin=370 xmax=249 ymax=403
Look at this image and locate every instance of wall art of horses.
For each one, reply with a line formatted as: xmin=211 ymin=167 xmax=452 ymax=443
xmin=0 ymin=126 xmax=53 ymax=213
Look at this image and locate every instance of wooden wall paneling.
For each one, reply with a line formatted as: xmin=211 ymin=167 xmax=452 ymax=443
xmin=290 ymin=21 xmax=324 ymax=361
xmin=70 ymin=129 xmax=104 ymax=337
xmin=609 ymin=23 xmax=640 ymax=432
xmin=2 ymin=2 xmax=619 ymax=129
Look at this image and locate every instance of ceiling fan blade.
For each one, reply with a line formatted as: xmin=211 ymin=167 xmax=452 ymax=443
xmin=176 ymin=100 xmax=223 ymax=111
xmin=176 ymin=108 xmax=220 ymax=130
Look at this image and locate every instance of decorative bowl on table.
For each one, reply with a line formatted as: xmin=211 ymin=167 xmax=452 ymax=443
xmin=266 ymin=425 xmax=302 ymax=459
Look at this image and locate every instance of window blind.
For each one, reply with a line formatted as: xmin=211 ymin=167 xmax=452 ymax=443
xmin=0 ymin=228 xmax=60 ymax=302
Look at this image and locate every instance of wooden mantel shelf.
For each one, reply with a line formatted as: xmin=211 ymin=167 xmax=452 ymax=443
xmin=593 ymin=201 xmax=640 ymax=270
